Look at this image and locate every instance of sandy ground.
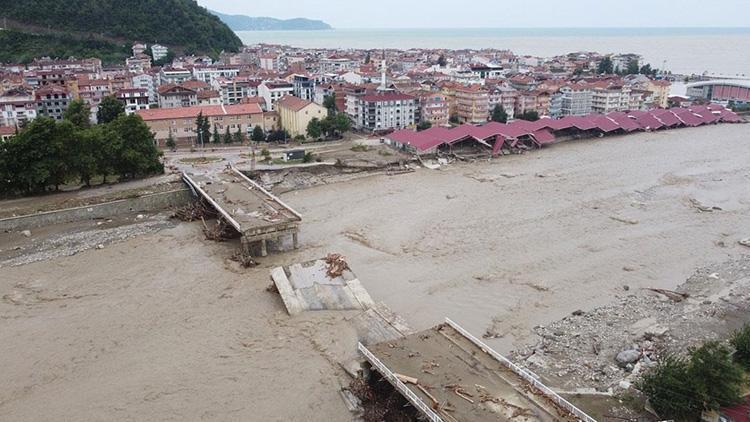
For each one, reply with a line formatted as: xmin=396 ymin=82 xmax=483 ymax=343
xmin=285 ymin=124 xmax=750 ymax=354
xmin=1 ymin=123 xmax=749 ymax=420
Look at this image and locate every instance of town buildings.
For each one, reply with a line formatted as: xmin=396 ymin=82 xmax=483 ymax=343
xmin=417 ymin=91 xmax=449 ymax=127
xmin=0 ymin=88 xmax=37 ymax=127
xmin=687 ymin=80 xmax=750 ymax=105
xmin=151 ymin=44 xmax=169 ymax=61
xmin=259 ymin=81 xmax=294 ymax=110
xmin=157 ymin=85 xmax=198 ymax=109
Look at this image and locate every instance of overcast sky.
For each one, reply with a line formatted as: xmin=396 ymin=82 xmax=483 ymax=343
xmin=197 ymin=0 xmax=749 ymax=28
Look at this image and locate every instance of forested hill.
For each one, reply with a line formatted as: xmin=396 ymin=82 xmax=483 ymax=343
xmin=0 ymin=0 xmax=243 ymax=62
xmin=211 ymin=11 xmax=332 ymax=31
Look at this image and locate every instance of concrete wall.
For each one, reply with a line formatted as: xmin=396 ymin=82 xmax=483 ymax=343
xmin=0 ymin=189 xmax=191 ymax=231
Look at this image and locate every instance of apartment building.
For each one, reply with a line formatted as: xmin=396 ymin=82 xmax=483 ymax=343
xmin=455 ymin=84 xmax=489 ymax=124
xmin=193 ymin=65 xmax=241 ymax=84
xmin=35 ymin=85 xmax=71 ymax=120
xmin=417 ymin=91 xmax=449 ymax=127
xmin=116 ymin=88 xmax=150 ymax=114
xmin=258 ymin=81 xmax=294 ymax=110
xmin=347 ymin=92 xmax=417 ymax=131
xmin=216 ymin=78 xmax=260 ymax=105
xmin=591 ymin=84 xmax=631 ymax=114
xmin=0 ymin=88 xmax=38 ymax=127
xmin=157 ymin=84 xmax=198 ymax=109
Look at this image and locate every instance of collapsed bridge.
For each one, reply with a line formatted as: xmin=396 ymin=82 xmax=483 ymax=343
xmin=182 ymin=165 xmax=301 ymax=257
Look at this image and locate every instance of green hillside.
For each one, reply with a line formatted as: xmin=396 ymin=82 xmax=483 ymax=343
xmin=0 ymin=0 xmax=243 ymax=63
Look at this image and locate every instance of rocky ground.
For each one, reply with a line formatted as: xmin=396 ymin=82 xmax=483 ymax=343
xmin=512 ymin=254 xmax=750 ymax=397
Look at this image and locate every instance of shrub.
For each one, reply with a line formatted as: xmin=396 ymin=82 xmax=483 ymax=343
xmin=637 ymin=355 xmax=702 ymax=420
xmin=732 ymin=324 xmax=750 ymax=369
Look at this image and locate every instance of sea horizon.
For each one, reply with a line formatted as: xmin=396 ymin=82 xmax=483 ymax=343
xmin=236 ymin=27 xmax=750 ymax=76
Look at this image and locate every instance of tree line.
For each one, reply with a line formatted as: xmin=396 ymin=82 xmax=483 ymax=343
xmin=0 ymin=96 xmax=163 ymax=196
xmin=306 ymin=94 xmax=352 ymax=140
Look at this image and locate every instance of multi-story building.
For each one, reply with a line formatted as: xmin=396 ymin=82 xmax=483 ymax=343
xmin=157 ymin=84 xmax=198 ymax=109
xmin=487 ymin=84 xmax=517 ymax=120
xmin=417 ymin=91 xmax=449 ymax=127
xmin=258 ymin=81 xmax=294 ymax=110
xmin=455 ymin=84 xmax=489 ymax=124
xmin=197 ymin=90 xmax=222 ymax=106
xmin=347 ymin=92 xmax=417 ymax=131
xmin=193 ymin=65 xmax=241 ymax=84
xmin=259 ymin=54 xmax=279 ymax=72
xmin=136 ymin=103 xmax=268 ymax=147
xmin=275 ymin=95 xmax=327 ymax=137
xmin=132 ymin=73 xmax=157 ymax=105
xmin=158 ymin=68 xmax=192 ymax=86
xmin=559 ymin=85 xmax=593 ymax=116
xmin=151 ymin=44 xmax=169 ymax=62
xmin=0 ymin=88 xmax=38 ymax=127
xmin=292 ymin=75 xmax=315 ymax=101
xmin=116 ymin=88 xmax=150 ymax=114
xmin=35 ymin=85 xmax=71 ymax=121
xmin=318 ymin=57 xmax=358 ymax=73
xmin=126 ymin=54 xmax=152 ymax=73
xmin=216 ymin=77 xmax=260 ymax=105
xmin=0 ymin=125 xmax=15 ymax=142
xmin=591 ymin=84 xmax=631 ymax=114
xmin=77 ymin=77 xmax=112 ymax=118
xmin=515 ymin=91 xmax=539 ymax=116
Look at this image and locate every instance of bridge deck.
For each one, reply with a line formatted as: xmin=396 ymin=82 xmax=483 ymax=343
xmin=361 ymin=321 xmax=590 ymax=422
xmin=183 ymin=167 xmax=301 ymax=254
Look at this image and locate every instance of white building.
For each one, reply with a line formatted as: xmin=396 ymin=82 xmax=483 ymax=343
xmin=318 ymin=57 xmax=358 ymax=73
xmin=560 ymin=85 xmax=593 ymax=116
xmin=116 ymin=88 xmax=150 ymax=114
xmin=259 ymin=54 xmax=279 ymax=72
xmin=258 ymin=81 xmax=294 ymax=110
xmin=215 ymin=77 xmax=260 ymax=105
xmin=158 ymin=68 xmax=192 ymax=86
xmin=0 ymin=88 xmax=38 ymax=127
xmin=591 ymin=85 xmax=631 ymax=114
xmin=132 ymin=73 xmax=157 ymax=105
xmin=193 ymin=65 xmax=241 ymax=84
xmin=151 ymin=44 xmax=169 ymax=62
xmin=346 ymin=92 xmax=417 ymax=131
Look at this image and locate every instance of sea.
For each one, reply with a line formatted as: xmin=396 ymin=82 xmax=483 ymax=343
xmin=236 ymin=27 xmax=750 ymax=78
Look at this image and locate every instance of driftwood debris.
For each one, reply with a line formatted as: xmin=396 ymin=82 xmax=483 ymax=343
xmin=324 ymin=253 xmax=350 ymax=278
xmin=644 ymin=288 xmax=689 ymax=302
xmin=394 ymin=373 xmax=418 ymax=385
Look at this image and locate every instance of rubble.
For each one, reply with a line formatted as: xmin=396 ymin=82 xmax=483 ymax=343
xmin=511 ymin=256 xmax=750 ymax=393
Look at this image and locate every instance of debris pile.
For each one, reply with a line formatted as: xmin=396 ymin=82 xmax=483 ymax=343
xmin=511 ymin=257 xmax=750 ymax=393
xmin=324 ymin=253 xmax=350 ymax=278
xmin=171 ymin=200 xmax=216 ymax=222
xmin=348 ymin=375 xmax=418 ymax=422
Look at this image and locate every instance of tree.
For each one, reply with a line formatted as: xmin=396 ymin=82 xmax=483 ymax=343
xmin=97 ymin=95 xmax=125 ymax=124
xmin=688 ymin=341 xmax=746 ymax=411
xmin=251 ymin=125 xmax=266 ymax=143
xmin=626 ymin=60 xmax=640 ymax=75
xmin=517 ymin=110 xmax=540 ymax=122
xmin=302 ymin=151 xmax=314 ymax=163
xmin=332 ymin=113 xmax=351 ymax=134
xmin=194 ymin=112 xmax=210 ymax=147
xmin=731 ymin=324 xmax=750 ymax=369
xmin=437 ymin=54 xmax=447 ymax=67
xmin=233 ymin=127 xmax=244 ymax=144
xmin=364 ymin=52 xmax=371 ymax=65
xmin=63 ymin=99 xmax=91 ymax=129
xmin=323 ymin=94 xmax=337 ymax=116
xmin=108 ymin=114 xmax=163 ymax=179
xmin=637 ymin=355 xmax=702 ymax=420
xmin=307 ymin=118 xmax=323 ymax=139
xmin=165 ymin=129 xmax=177 ymax=151
xmin=211 ymin=125 xmax=221 ymax=145
xmin=416 ymin=121 xmax=432 ymax=131
xmin=266 ymin=129 xmax=289 ymax=143
xmin=597 ymin=56 xmax=614 ymax=75
xmin=449 ymin=114 xmax=460 ymax=125
xmin=491 ymin=104 xmax=508 ymax=123
xmin=223 ymin=126 xmax=232 ymax=144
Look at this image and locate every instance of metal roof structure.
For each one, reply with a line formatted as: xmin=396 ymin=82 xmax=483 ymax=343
xmin=386 ymin=105 xmax=742 ymax=154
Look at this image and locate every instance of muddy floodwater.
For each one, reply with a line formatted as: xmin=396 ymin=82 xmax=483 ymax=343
xmin=1 ymin=124 xmax=749 ymax=420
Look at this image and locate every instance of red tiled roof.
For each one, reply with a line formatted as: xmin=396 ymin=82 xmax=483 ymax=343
xmin=0 ymin=126 xmax=16 ymax=136
xmin=275 ymin=95 xmax=315 ymax=112
xmin=136 ymin=103 xmax=262 ymax=121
